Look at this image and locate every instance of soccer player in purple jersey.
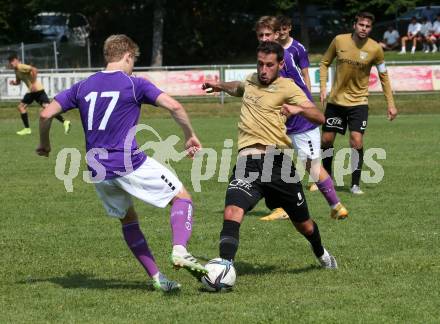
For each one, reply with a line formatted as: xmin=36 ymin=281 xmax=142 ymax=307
xmin=255 ymin=16 xmax=348 ymax=221
xmin=36 ymin=34 xmax=207 ymax=292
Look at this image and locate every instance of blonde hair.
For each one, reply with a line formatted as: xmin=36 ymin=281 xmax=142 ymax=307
xmin=255 ymin=16 xmax=280 ymax=32
xmin=103 ymin=34 xmax=140 ymax=63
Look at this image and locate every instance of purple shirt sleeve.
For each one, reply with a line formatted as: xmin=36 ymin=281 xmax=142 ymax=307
xmin=297 ymin=43 xmax=310 ymax=70
xmin=134 ymin=77 xmax=163 ymax=106
xmin=54 ymin=81 xmax=82 ymax=112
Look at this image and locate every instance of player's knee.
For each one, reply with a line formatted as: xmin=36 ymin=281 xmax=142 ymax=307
xmin=174 ymin=187 xmax=191 ymax=201
xmin=224 ymin=205 xmax=244 ymax=223
xmin=294 ymin=219 xmax=314 ymax=236
xmin=17 ymin=104 xmax=26 ymax=113
xmin=120 ymin=207 xmax=138 ymax=225
xmin=350 ymin=139 xmax=363 ymax=150
xmin=321 ymin=134 xmax=335 ymax=148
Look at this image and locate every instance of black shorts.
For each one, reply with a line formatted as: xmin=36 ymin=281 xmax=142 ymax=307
xmin=21 ymin=90 xmax=50 ymax=106
xmin=225 ymin=153 xmax=310 ymax=223
xmin=322 ymin=103 xmax=368 ymax=135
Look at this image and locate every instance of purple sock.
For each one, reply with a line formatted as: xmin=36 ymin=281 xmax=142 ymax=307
xmin=122 ymin=222 xmax=159 ymax=277
xmin=170 ymin=198 xmax=193 ymax=247
xmin=316 ymin=176 xmax=340 ymax=207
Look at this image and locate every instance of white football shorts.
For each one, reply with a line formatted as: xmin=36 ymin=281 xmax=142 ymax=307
xmin=94 ymin=157 xmax=183 ymax=218
xmin=289 ymin=127 xmax=321 ymax=161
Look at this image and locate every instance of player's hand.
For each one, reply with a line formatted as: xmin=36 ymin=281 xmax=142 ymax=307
xmin=202 ymin=82 xmax=221 ymax=93
xmin=281 ymin=104 xmax=303 ymax=117
xmin=9 ymin=80 xmax=16 ymax=86
xmin=320 ymin=90 xmax=327 ymax=107
xmin=30 ymin=83 xmax=38 ymax=92
xmin=185 ymin=135 xmax=202 ymax=159
xmin=387 ymin=106 xmax=398 ymax=121
xmin=36 ymin=144 xmax=51 ymax=157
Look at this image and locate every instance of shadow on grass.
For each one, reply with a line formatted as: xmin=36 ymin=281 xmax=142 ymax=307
xmin=335 ymin=186 xmax=350 ymax=193
xmin=17 ymin=272 xmax=153 ymax=291
xmin=234 ymin=261 xmax=318 ymax=276
xmin=335 ymin=184 xmax=377 ymax=193
xmin=215 ymin=209 xmax=277 ymax=218
xmin=187 ymin=257 xmax=317 ymax=277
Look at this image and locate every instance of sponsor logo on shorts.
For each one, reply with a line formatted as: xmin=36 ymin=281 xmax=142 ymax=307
xmin=228 ymin=179 xmax=253 ymax=197
xmin=326 ymin=117 xmax=343 ymax=127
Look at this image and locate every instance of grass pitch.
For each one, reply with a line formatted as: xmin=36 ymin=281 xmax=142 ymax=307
xmin=1 ymin=94 xmax=439 ymax=323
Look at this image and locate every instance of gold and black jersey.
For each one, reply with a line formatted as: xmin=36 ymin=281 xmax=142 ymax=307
xmin=237 ymin=73 xmax=310 ymax=151
xmin=15 ymin=63 xmax=44 ymax=93
xmin=320 ymin=33 xmax=394 ymax=107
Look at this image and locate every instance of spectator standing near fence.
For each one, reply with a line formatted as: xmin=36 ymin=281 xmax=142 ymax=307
xmin=399 ymin=17 xmax=422 ymax=55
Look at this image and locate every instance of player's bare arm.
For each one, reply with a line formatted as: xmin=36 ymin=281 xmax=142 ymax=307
xmin=376 ymin=63 xmax=398 ymax=121
xmin=319 ymin=39 xmax=336 ymax=107
xmin=9 ymin=78 xmax=20 ymax=86
xmin=36 ymin=100 xmax=63 ymax=157
xmin=155 ymin=93 xmax=201 ymax=158
xmin=301 ymin=67 xmax=312 ymax=92
xmin=202 ymin=81 xmax=244 ymax=97
xmin=280 ymin=101 xmax=325 ymax=125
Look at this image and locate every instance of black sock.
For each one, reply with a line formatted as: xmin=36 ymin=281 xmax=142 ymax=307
xmin=303 ymin=221 xmax=324 ymax=258
xmin=351 ymin=148 xmax=364 ymax=187
xmin=55 ymin=114 xmax=65 ymax=123
xmin=322 ymin=146 xmax=334 ymax=177
xmin=219 ymin=220 xmax=240 ymax=261
xmin=20 ymin=113 xmax=30 ymax=128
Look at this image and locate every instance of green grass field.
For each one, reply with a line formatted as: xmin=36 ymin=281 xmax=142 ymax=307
xmin=1 ymin=94 xmax=440 ymax=323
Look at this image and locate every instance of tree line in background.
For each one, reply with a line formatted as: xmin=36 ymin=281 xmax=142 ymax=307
xmin=0 ymin=0 xmax=423 ymax=66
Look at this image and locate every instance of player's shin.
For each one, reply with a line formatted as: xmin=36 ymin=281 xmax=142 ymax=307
xmin=20 ymin=112 xmax=30 ymax=128
xmin=122 ymin=222 xmax=159 ymax=277
xmin=170 ymin=198 xmax=207 ymax=276
xmin=299 ymin=221 xmax=324 ymax=258
xmin=351 ymin=148 xmax=364 ymax=187
xmin=322 ymin=146 xmax=334 ymax=177
xmin=219 ymin=220 xmax=241 ymax=261
xmin=316 ymin=176 xmax=340 ymax=207
xmin=170 ymin=198 xmax=193 ymax=248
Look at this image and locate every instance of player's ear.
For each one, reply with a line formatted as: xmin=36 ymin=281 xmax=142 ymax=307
xmin=279 ymin=59 xmax=285 ymax=70
xmin=123 ymin=52 xmax=131 ymax=63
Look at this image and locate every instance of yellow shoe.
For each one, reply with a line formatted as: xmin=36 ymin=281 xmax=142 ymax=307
xmin=260 ymin=208 xmax=289 ymax=221
xmin=16 ymin=128 xmax=31 ymax=135
xmin=63 ymin=120 xmax=71 ymax=135
xmin=309 ymin=183 xmax=319 ymax=192
xmin=330 ymin=202 xmax=348 ymax=220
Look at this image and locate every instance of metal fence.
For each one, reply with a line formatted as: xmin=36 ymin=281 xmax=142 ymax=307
xmin=0 ymin=41 xmax=91 ymax=70
xmin=1 ymin=61 xmax=439 ymax=103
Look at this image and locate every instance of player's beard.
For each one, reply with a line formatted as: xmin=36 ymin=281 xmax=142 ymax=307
xmin=258 ymin=69 xmax=279 ymax=85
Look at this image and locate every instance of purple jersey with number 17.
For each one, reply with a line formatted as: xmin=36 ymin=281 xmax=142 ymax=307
xmin=55 ymin=70 xmax=163 ymax=180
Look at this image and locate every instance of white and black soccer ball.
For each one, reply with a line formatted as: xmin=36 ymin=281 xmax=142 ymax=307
xmin=201 ymin=258 xmax=236 ymax=292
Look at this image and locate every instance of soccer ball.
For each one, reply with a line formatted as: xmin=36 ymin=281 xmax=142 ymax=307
xmin=201 ymin=258 xmax=236 ymax=292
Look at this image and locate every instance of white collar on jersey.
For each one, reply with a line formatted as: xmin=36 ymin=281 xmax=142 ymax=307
xmin=101 ymin=69 xmax=124 ymax=73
